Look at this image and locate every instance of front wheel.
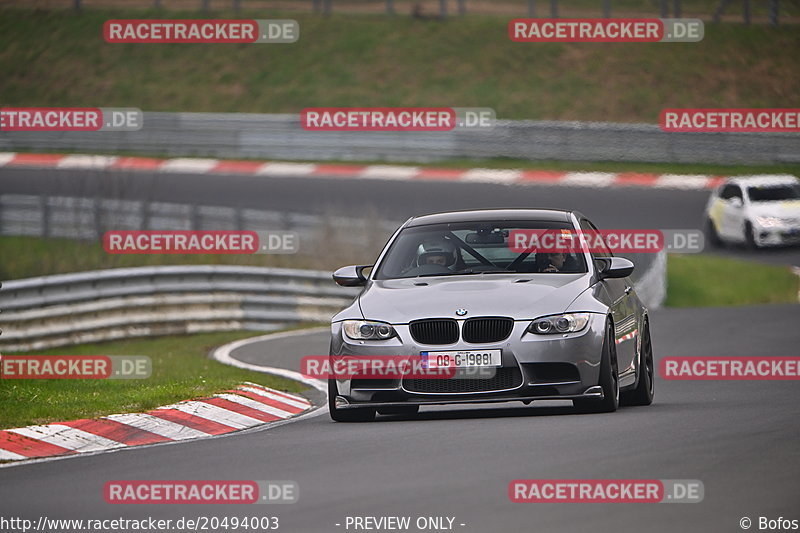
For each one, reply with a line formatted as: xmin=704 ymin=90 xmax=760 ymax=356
xmin=328 ymin=379 xmax=376 ymax=422
xmin=574 ymin=320 xmax=619 ymax=413
xmin=620 ymin=320 xmax=654 ymax=406
xmin=744 ymin=221 xmax=760 ymax=250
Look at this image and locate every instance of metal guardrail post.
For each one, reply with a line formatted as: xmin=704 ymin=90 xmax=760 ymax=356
xmin=713 ymin=0 xmax=732 ymax=23
xmin=769 ymin=0 xmax=779 ymax=26
xmin=550 ymin=0 xmax=557 ymax=18
xmin=528 ymin=0 xmax=536 ymax=17
xmin=40 ymin=196 xmax=49 ymax=238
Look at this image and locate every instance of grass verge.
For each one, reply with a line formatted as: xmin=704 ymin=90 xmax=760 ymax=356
xmin=666 ymin=253 xmax=799 ymax=307
xmin=0 ymin=329 xmax=314 ymax=430
xmin=0 ymin=9 xmax=798 ymax=122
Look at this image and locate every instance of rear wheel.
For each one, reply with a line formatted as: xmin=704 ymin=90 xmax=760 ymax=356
xmin=574 ymin=320 xmax=619 ymax=413
xmin=705 ymin=218 xmax=722 ymax=248
xmin=621 ymin=320 xmax=654 ymax=406
xmin=328 ymin=379 xmax=376 ymax=422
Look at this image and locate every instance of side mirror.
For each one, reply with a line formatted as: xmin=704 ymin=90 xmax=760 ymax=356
xmin=729 ymin=197 xmax=743 ymax=208
xmin=333 ymin=265 xmax=371 ymax=287
xmin=596 ymin=257 xmax=634 ymax=280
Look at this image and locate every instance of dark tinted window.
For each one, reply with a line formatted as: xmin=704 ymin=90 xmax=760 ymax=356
xmin=747 ymin=184 xmax=800 ymax=202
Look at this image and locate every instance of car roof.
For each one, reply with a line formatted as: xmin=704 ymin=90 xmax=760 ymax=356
xmin=405 ymin=208 xmax=576 ymax=227
xmin=723 ymin=175 xmax=800 ymax=188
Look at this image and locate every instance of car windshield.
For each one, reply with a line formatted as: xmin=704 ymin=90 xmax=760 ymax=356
xmin=747 ymin=183 xmax=800 ymax=202
xmin=373 ymin=220 xmax=588 ymax=280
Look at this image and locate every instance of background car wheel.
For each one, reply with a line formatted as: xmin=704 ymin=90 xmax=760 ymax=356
xmin=377 ymin=405 xmax=420 ymax=416
xmin=574 ymin=320 xmax=619 ymax=413
xmin=620 ymin=320 xmax=654 ymax=406
xmin=744 ymin=221 xmax=760 ymax=250
xmin=328 ymin=379 xmax=376 ymax=422
xmin=705 ymin=218 xmax=722 ymax=248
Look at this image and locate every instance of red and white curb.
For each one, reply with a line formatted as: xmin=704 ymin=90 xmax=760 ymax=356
xmin=0 ymin=152 xmax=729 ymax=190
xmin=0 ymin=382 xmax=311 ymax=464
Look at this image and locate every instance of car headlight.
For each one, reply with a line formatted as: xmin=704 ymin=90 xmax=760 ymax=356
xmin=343 ymin=320 xmax=396 ymax=340
xmin=528 ymin=313 xmax=591 ymax=335
xmin=755 ymin=216 xmax=783 ymax=228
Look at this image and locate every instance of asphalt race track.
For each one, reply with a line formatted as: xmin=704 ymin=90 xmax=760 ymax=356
xmin=1 ymin=166 xmax=799 ymax=266
xmin=1 ymin=304 xmax=799 ymax=533
xmin=1 ymin=166 xmax=799 ymax=533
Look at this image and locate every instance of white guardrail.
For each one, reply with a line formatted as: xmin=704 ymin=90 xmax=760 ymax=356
xmin=0 ymin=256 xmax=666 ymax=352
xmin=2 ymin=112 xmax=798 ymax=165
xmin=0 ymin=266 xmax=359 ymax=352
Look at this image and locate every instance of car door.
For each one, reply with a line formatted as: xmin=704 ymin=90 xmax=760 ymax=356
xmin=580 ymin=219 xmax=637 ymax=377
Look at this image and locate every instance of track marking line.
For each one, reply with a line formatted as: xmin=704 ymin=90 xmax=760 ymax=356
xmin=159 ymin=158 xmax=219 ymax=173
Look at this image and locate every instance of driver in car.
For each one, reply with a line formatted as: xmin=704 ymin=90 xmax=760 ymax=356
xmin=416 ymin=239 xmax=458 ymax=269
xmin=536 ymin=252 xmax=567 ymax=273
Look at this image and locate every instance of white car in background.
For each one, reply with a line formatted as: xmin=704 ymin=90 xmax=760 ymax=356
xmin=704 ymin=175 xmax=800 ymax=249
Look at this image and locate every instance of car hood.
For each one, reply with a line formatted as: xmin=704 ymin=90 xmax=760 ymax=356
xmin=749 ymin=200 xmax=800 ymax=220
xmin=358 ymin=273 xmax=591 ymax=323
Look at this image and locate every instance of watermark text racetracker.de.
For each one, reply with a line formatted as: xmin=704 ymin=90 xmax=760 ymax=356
xmin=507 ymin=229 xmax=704 ymax=254
xmin=104 ymin=19 xmax=298 ymax=43
xmin=660 ymin=357 xmax=800 ymax=380
xmin=103 ymin=231 xmax=299 ymax=254
xmin=104 ymin=480 xmax=298 ymax=504
xmin=660 ymin=108 xmax=800 ymax=132
xmin=509 ymin=18 xmax=703 ymax=42
xmin=0 ymin=107 xmax=142 ymax=132
xmin=0 ymin=355 xmax=151 ymax=380
xmin=509 ymin=479 xmax=704 ymax=503
xmin=301 ymin=107 xmax=496 ymax=131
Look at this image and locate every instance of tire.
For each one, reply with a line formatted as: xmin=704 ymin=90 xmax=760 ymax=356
xmin=620 ymin=320 xmax=654 ymax=406
xmin=744 ymin=221 xmax=760 ymax=250
xmin=574 ymin=320 xmax=619 ymax=413
xmin=705 ymin=218 xmax=722 ymax=248
xmin=377 ymin=405 xmax=420 ymax=416
xmin=328 ymin=379 xmax=376 ymax=422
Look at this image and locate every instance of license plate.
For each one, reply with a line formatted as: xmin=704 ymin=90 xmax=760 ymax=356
xmin=420 ymin=350 xmax=501 ymax=369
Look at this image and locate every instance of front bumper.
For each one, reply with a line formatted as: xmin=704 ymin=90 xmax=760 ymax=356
xmin=329 ymin=313 xmax=607 ymax=407
xmin=333 ymin=387 xmax=604 ymax=409
xmin=753 ymin=224 xmax=800 ymax=247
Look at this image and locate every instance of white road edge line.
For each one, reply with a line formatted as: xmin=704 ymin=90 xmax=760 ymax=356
xmin=0 ymin=327 xmax=328 ymax=470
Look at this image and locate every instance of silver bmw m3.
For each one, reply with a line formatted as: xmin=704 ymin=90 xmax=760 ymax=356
xmin=328 ymin=209 xmax=654 ymax=422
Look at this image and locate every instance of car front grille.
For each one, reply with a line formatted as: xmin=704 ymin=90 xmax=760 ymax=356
xmin=409 ymin=317 xmax=515 ymax=345
xmin=409 ymin=319 xmax=459 ymax=345
xmin=403 ymin=367 xmax=523 ymax=394
xmin=462 ymin=317 xmax=513 ymax=343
